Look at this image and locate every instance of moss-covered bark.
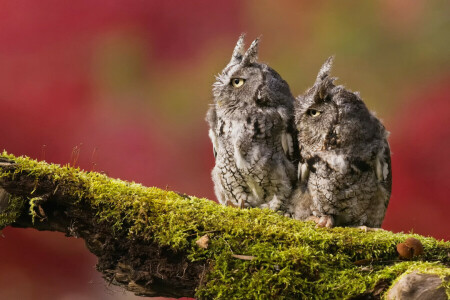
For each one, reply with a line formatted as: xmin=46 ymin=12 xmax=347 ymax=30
xmin=0 ymin=152 xmax=448 ymax=299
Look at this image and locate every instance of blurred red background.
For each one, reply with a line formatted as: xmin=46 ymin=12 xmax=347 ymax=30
xmin=0 ymin=1 xmax=448 ymax=299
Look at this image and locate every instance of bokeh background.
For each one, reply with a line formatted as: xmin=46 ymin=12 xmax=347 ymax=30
xmin=0 ymin=1 xmax=448 ymax=299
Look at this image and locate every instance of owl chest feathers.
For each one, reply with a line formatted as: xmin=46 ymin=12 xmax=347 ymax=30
xmin=215 ymin=110 xmax=286 ymax=170
xmin=299 ymin=145 xmax=390 ymax=225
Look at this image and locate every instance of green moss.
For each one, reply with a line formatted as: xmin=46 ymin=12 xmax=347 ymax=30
xmin=0 ymin=194 xmax=25 ymax=228
xmin=0 ymin=151 xmax=449 ymax=299
xmin=29 ymin=196 xmax=43 ymax=224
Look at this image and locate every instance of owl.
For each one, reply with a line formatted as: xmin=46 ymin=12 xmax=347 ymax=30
xmin=289 ymin=57 xmax=391 ymax=228
xmin=206 ymin=35 xmax=297 ymax=212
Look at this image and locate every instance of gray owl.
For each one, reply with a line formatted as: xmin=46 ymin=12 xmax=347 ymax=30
xmin=206 ymin=35 xmax=297 ymax=212
xmin=289 ymin=57 xmax=391 ymax=228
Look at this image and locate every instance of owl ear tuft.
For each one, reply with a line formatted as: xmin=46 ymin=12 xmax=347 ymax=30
xmin=314 ymin=56 xmax=336 ymax=101
xmin=241 ymin=37 xmax=260 ymax=65
xmin=318 ymin=83 xmax=328 ymax=100
xmin=316 ymin=56 xmax=334 ymax=82
xmin=228 ymin=34 xmax=246 ymax=66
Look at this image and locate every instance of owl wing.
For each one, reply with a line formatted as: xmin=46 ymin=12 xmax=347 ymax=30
xmin=209 ymin=129 xmax=218 ymax=159
xmin=282 ymin=118 xmax=300 ymax=165
xmin=281 ymin=131 xmax=294 ymax=159
xmin=206 ymin=106 xmax=219 ymax=159
xmin=375 ymin=141 xmax=392 ymax=207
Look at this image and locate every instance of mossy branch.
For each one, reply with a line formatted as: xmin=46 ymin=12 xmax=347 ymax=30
xmin=0 ymin=152 xmax=448 ymax=299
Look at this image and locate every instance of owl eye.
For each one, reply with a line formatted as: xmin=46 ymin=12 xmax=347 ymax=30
xmin=308 ymin=109 xmax=321 ymax=117
xmin=230 ymin=78 xmax=245 ymax=88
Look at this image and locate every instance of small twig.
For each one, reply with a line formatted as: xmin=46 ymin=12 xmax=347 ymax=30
xmin=231 ymin=254 xmax=255 ymax=261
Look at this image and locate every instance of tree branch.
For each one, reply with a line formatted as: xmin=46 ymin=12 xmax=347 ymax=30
xmin=0 ymin=153 xmax=448 ymax=299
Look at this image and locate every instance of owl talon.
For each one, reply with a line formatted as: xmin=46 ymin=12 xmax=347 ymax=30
xmin=317 ymin=215 xmax=334 ymax=228
xmin=306 ymin=215 xmax=334 ymax=228
xmin=284 ymin=212 xmax=292 ymax=218
xmin=306 ymin=216 xmax=320 ymax=223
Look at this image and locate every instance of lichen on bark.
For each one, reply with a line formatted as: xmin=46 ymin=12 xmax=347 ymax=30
xmin=0 ymin=151 xmax=448 ymax=299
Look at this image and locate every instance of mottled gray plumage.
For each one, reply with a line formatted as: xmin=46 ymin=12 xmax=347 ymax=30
xmin=206 ymin=35 xmax=297 ymax=211
xmin=289 ymin=57 xmax=391 ymax=227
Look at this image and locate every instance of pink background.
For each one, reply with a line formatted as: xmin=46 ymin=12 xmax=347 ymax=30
xmin=0 ymin=1 xmax=448 ymax=299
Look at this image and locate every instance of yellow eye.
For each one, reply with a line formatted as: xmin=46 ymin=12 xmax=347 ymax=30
xmin=231 ymin=78 xmax=245 ymax=88
xmin=308 ymin=109 xmax=321 ymax=117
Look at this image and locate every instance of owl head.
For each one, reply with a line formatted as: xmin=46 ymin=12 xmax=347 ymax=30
xmin=296 ymin=57 xmax=383 ymax=155
xmin=213 ymin=34 xmax=293 ymax=111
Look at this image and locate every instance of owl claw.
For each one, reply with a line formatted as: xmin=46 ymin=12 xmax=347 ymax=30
xmin=282 ymin=211 xmax=293 ymax=218
xmin=306 ymin=215 xmax=334 ymax=228
xmin=306 ymin=216 xmax=320 ymax=223
xmin=318 ymin=215 xmax=334 ymax=228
